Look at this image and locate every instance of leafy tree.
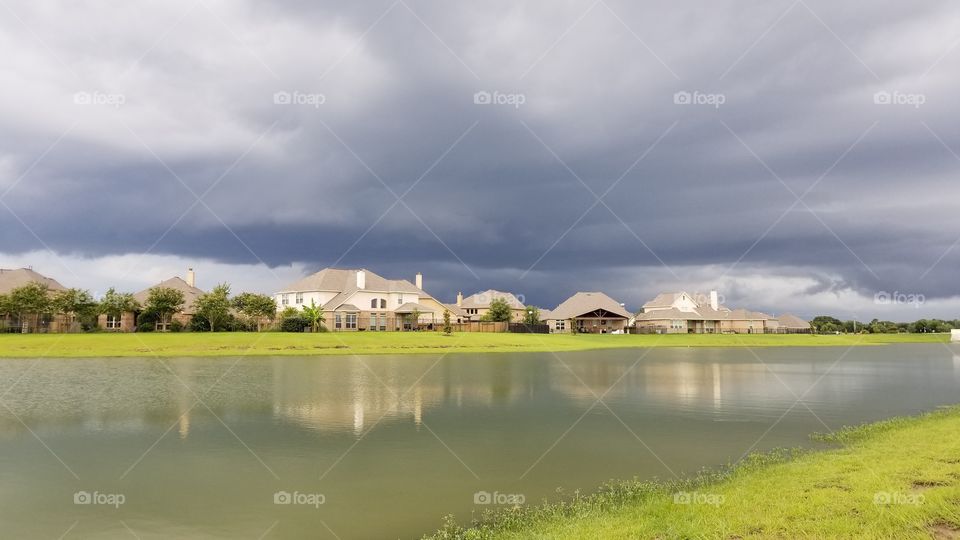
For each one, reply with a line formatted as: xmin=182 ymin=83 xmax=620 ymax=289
xmin=442 ymin=309 xmax=452 ymax=335
xmin=408 ymin=307 xmax=422 ymax=330
xmin=9 ymin=283 xmax=52 ymax=331
xmin=522 ymin=306 xmax=542 ymax=326
xmin=810 ymin=316 xmax=843 ymax=333
xmin=194 ymin=283 xmax=232 ymax=332
xmin=232 ymin=292 xmax=277 ymax=331
xmin=99 ymin=288 xmax=140 ymax=317
xmin=480 ymin=298 xmax=512 ymax=322
xmin=301 ymin=300 xmax=325 ymax=332
xmin=51 ymin=288 xmax=98 ymax=331
xmin=143 ymin=286 xmax=185 ymax=331
xmin=280 ymin=314 xmax=310 ymax=332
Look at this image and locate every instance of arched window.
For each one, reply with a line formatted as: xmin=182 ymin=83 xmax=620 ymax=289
xmin=371 ymin=299 xmax=378 ymax=309
xmin=380 ymin=299 xmax=386 ymax=309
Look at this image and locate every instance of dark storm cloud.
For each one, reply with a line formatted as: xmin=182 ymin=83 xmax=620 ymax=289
xmin=1 ymin=0 xmax=960 ymax=315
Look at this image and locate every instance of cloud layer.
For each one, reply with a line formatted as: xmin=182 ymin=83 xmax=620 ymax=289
xmin=2 ymin=0 xmax=960 ymax=319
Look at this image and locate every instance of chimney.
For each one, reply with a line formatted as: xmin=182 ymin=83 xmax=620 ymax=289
xmin=456 ymin=291 xmax=463 ymax=307
xmin=709 ymin=290 xmax=719 ymax=311
xmin=356 ymin=270 xmax=366 ymax=289
xmin=415 ymin=272 xmax=423 ymax=290
xmin=186 ymin=268 xmax=196 ymax=287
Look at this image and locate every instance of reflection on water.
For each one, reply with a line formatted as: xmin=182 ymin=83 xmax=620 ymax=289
xmin=0 ymin=344 xmax=959 ymax=539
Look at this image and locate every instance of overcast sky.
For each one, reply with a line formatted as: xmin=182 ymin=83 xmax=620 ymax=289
xmin=2 ymin=0 xmax=960 ymax=320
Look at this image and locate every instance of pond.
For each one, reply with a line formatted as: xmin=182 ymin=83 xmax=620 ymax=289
xmin=1 ymin=344 xmax=958 ymax=538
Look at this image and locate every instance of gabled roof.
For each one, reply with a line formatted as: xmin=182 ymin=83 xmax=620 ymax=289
xmin=548 ymin=292 xmax=632 ymax=320
xmin=0 ymin=268 xmax=67 ymax=294
xmin=278 ymin=268 xmax=421 ymax=294
xmin=642 ymin=292 xmax=686 ymax=309
xmin=776 ymin=313 xmax=810 ymax=328
xmin=443 ymin=303 xmax=467 ymax=317
xmin=133 ymin=277 xmax=205 ymax=315
xmin=395 ymin=302 xmax=436 ymax=313
xmin=460 ymin=289 xmax=525 ymax=309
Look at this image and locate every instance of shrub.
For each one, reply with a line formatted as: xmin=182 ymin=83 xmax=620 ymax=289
xmin=169 ymin=320 xmax=185 ymax=333
xmin=280 ymin=314 xmax=310 ymax=332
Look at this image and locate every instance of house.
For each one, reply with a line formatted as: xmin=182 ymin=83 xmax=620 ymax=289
xmin=98 ymin=268 xmax=205 ymax=332
xmin=455 ymin=290 xmax=527 ymax=322
xmin=775 ymin=313 xmax=812 ymax=333
xmin=274 ymin=268 xmax=452 ymax=331
xmin=634 ymin=290 xmax=788 ymax=334
xmin=0 ymin=268 xmax=67 ymax=332
xmin=542 ymin=291 xmax=632 ymax=334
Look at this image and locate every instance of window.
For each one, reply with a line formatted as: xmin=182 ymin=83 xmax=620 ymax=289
xmin=371 ymin=299 xmax=378 ymax=309
xmin=346 ymin=314 xmax=357 ymax=329
xmin=281 ymin=294 xmax=289 ymax=306
xmin=397 ymin=295 xmax=403 ymax=305
xmin=106 ymin=315 xmax=121 ymax=329
xmin=555 ymin=320 xmax=565 ymax=330
xmin=671 ymin=320 xmax=683 ymax=330
xmin=601 ymin=319 xmax=607 ymax=326
xmin=378 ymin=314 xmax=386 ymax=331
xmin=295 ymin=292 xmax=303 ymax=304
xmin=380 ymin=299 xmax=386 ymax=309
xmin=335 ymin=314 xmax=342 ymax=329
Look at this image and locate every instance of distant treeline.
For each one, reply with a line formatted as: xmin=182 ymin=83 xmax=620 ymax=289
xmin=810 ymin=316 xmax=956 ymax=334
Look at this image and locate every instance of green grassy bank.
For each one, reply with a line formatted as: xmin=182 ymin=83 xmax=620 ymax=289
xmin=0 ymin=331 xmax=947 ymax=357
xmin=428 ymin=406 xmax=960 ymax=540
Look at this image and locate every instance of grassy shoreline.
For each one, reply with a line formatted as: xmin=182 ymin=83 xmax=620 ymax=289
xmin=427 ymin=406 xmax=960 ymax=539
xmin=0 ymin=332 xmax=947 ymax=357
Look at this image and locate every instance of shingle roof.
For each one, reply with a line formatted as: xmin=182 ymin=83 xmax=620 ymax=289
xmin=0 ymin=268 xmax=67 ymax=294
xmin=133 ymin=277 xmax=206 ymax=315
xmin=642 ymin=292 xmax=683 ymax=309
xmin=395 ymin=302 xmax=437 ymax=313
xmin=775 ymin=313 xmax=810 ymax=328
xmin=460 ymin=290 xmax=526 ymax=309
xmin=548 ymin=292 xmax=632 ymax=320
xmin=279 ymin=268 xmax=421 ymax=294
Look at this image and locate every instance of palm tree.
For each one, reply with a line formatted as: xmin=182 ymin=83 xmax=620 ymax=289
xmin=302 ymin=300 xmax=326 ymax=332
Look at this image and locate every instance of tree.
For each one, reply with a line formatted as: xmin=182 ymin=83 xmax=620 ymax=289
xmin=232 ymin=292 xmax=277 ymax=331
xmin=9 ymin=283 xmax=52 ymax=332
xmin=301 ymin=300 xmax=325 ymax=332
xmin=810 ymin=316 xmax=843 ymax=333
xmin=442 ymin=309 xmax=452 ymax=335
xmin=194 ymin=283 xmax=232 ymax=332
xmin=480 ymin=297 xmax=512 ymax=322
xmin=143 ymin=287 xmax=185 ymax=331
xmin=408 ymin=307 xmax=422 ymax=330
xmin=522 ymin=306 xmax=542 ymax=326
xmin=51 ymin=288 xmax=98 ymax=331
xmin=99 ymin=288 xmax=140 ymax=317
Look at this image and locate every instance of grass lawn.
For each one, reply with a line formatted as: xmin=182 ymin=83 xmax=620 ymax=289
xmin=0 ymin=331 xmax=947 ymax=357
xmin=428 ymin=406 xmax=960 ymax=539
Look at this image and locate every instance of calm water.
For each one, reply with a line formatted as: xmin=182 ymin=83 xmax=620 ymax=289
xmin=1 ymin=344 xmax=959 ymax=539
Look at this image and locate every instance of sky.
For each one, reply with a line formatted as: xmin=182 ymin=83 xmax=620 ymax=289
xmin=1 ymin=0 xmax=959 ymax=321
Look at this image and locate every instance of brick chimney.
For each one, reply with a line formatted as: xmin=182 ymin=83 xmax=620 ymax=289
xmin=415 ymin=272 xmax=423 ymax=290
xmin=186 ymin=268 xmax=196 ymax=287
xmin=456 ymin=291 xmax=463 ymax=307
xmin=356 ymin=270 xmax=366 ymax=289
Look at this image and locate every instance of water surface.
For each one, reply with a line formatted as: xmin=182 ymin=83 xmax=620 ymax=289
xmin=1 ymin=344 xmax=958 ymax=538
